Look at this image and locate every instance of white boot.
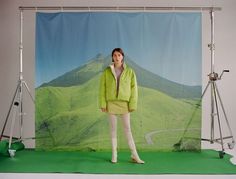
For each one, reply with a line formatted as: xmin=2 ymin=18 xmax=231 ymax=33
xmin=131 ymin=153 xmax=145 ymax=164
xmin=111 ymin=150 xmax=117 ymax=163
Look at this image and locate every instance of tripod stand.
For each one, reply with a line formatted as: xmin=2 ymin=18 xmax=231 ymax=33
xmin=201 ymin=70 xmax=235 ymax=158
xmin=201 ymin=9 xmax=235 ymax=158
xmin=0 ymin=9 xmax=35 ymax=157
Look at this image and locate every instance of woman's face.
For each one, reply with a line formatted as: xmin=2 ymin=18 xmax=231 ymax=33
xmin=112 ymin=51 xmax=123 ymax=65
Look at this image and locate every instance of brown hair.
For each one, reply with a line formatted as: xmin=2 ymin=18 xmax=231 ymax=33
xmin=111 ymin=48 xmax=124 ymax=62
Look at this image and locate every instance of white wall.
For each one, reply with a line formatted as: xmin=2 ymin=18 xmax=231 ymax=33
xmin=1 ymin=0 xmax=236 ymax=150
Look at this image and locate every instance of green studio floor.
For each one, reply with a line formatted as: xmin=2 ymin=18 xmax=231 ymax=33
xmin=0 ymin=150 xmax=235 ymax=174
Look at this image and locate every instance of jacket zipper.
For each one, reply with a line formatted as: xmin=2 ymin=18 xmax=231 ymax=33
xmin=110 ymin=65 xmax=124 ymax=99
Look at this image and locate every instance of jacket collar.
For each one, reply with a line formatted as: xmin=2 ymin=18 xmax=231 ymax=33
xmin=109 ymin=62 xmax=126 ymax=80
xmin=109 ymin=62 xmax=126 ymax=69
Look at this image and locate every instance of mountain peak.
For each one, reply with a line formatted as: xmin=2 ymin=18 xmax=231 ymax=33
xmin=95 ymin=53 xmax=105 ymax=60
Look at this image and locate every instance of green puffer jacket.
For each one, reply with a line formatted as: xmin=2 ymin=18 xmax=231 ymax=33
xmin=99 ymin=63 xmax=138 ymax=111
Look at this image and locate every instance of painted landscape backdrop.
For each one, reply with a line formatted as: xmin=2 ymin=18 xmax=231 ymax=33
xmin=36 ymin=12 xmax=202 ymax=151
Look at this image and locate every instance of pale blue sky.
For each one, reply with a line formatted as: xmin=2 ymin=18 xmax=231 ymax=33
xmin=36 ymin=12 xmax=201 ymax=87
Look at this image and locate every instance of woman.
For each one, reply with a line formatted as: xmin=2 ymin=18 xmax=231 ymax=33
xmin=99 ymin=48 xmax=144 ymax=164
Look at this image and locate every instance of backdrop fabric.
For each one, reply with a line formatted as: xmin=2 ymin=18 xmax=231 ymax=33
xmin=35 ymin=12 xmax=202 ymax=151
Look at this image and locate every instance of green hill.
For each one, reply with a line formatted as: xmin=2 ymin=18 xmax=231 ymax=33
xmin=36 ymin=74 xmax=201 ymax=151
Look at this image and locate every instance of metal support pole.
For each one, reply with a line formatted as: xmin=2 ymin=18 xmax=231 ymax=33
xmin=210 ymin=10 xmax=215 ymax=143
xmin=18 ymin=6 xmax=221 ymax=12
xmin=19 ymin=9 xmax=24 ymax=140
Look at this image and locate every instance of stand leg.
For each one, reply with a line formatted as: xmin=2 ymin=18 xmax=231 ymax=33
xmin=212 ymin=82 xmax=225 ymax=155
xmin=201 ymin=81 xmax=211 ymax=98
xmin=214 ymin=83 xmax=234 ymax=138
xmin=23 ymin=81 xmax=35 ymax=103
xmin=8 ymin=102 xmax=19 ymax=150
xmin=19 ymin=81 xmax=35 ymax=140
xmin=181 ymin=81 xmax=210 ymax=139
xmin=201 ymin=80 xmax=214 ymax=143
xmin=0 ymin=82 xmax=20 ymax=140
xmin=215 ymin=83 xmax=235 ymax=150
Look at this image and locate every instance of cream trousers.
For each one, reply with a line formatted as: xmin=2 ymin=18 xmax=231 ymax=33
xmin=108 ymin=113 xmax=139 ymax=158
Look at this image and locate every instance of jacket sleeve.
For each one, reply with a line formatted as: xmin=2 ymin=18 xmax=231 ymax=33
xmin=99 ymin=71 xmax=107 ymax=109
xmin=128 ymin=70 xmax=138 ymax=111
